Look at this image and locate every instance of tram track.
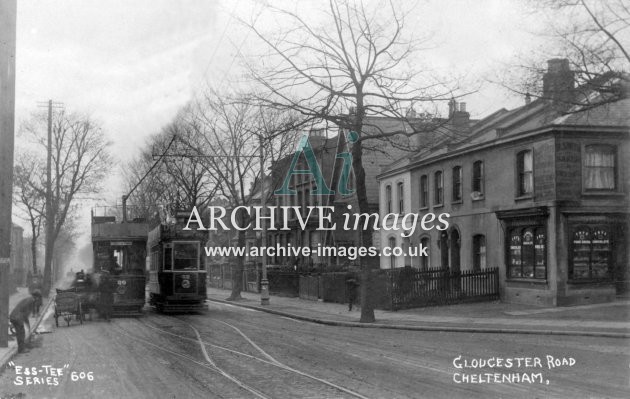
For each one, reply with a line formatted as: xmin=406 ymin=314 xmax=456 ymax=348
xmin=131 ymin=315 xmax=369 ymax=399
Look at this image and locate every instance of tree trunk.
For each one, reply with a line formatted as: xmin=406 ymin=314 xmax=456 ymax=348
xmin=227 ymin=212 xmax=246 ymax=300
xmin=30 ymin=229 xmax=38 ymax=275
xmin=351 ymin=131 xmax=377 ymax=323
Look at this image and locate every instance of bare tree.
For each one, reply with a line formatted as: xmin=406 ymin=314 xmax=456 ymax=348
xmin=123 ymin=109 xmax=219 ymax=223
xmin=507 ymin=0 xmax=629 ymax=106
xmin=13 ymin=152 xmax=46 ymax=275
xmin=243 ymin=0 xmax=462 ymax=322
xmin=184 ymin=90 xmax=300 ymax=300
xmin=20 ymin=109 xmax=112 ymax=293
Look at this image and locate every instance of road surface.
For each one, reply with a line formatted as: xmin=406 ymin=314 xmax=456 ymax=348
xmin=1 ymin=301 xmax=628 ymax=398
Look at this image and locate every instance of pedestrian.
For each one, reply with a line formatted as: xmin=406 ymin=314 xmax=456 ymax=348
xmin=31 ymin=289 xmax=42 ymax=317
xmin=10 ymin=291 xmax=42 ymax=353
xmin=98 ymin=271 xmax=115 ymax=321
xmin=345 ymin=271 xmax=359 ymax=311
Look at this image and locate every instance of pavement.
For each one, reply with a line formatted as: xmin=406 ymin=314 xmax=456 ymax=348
xmin=0 ymin=287 xmax=54 ymax=371
xmin=205 ymin=287 xmax=630 ymax=338
xmin=1 ymin=285 xmax=627 ymax=372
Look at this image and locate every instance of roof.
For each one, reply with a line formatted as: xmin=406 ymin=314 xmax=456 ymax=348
xmin=379 ymin=76 xmax=630 ymax=177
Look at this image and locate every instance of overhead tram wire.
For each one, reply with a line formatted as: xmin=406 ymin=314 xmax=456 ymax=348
xmin=198 ymin=0 xmax=240 ymax=89
xmin=121 ymin=134 xmax=178 ymax=220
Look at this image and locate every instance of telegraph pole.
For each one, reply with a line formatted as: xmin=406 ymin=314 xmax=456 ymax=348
xmin=259 ymin=135 xmax=270 ymax=305
xmin=37 ymin=100 xmax=63 ymax=295
xmin=0 ymin=0 xmax=17 ymax=348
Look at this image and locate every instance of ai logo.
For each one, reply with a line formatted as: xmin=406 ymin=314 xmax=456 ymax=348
xmin=274 ymin=131 xmax=358 ymax=196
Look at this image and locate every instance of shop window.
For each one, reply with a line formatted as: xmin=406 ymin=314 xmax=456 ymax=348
xmin=508 ymin=227 xmax=546 ymax=279
xmin=473 ymin=235 xmax=486 ymax=271
xmin=452 ymin=166 xmax=462 ymax=202
xmin=517 ymin=150 xmax=533 ymax=196
xmin=420 ymin=175 xmax=428 ymax=208
xmin=385 ymin=185 xmax=392 ymax=213
xmin=584 ymin=145 xmax=616 ymax=190
xmin=472 ymin=160 xmax=484 ymax=195
xmin=434 ymin=171 xmax=443 ymax=205
xmin=398 ymin=182 xmax=404 ymax=214
xmin=570 ymin=226 xmax=612 ymax=280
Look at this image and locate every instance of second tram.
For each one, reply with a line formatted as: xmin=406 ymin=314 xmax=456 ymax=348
xmin=91 ymin=210 xmax=148 ymax=316
xmin=147 ymin=221 xmax=207 ymax=312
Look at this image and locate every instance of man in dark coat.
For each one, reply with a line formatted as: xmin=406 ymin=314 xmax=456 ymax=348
xmin=345 ymin=271 xmax=359 ymax=311
xmin=10 ymin=291 xmax=42 ymax=353
xmin=98 ymin=271 xmax=115 ymax=321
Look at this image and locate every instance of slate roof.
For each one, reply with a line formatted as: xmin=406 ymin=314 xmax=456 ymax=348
xmin=381 ymin=77 xmax=630 ymax=175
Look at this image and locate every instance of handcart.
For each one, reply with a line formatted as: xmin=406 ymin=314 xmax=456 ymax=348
xmin=54 ymin=288 xmax=83 ymax=327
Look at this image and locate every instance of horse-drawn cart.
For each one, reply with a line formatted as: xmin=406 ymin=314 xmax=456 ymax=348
xmin=54 ymin=288 xmax=83 ymax=327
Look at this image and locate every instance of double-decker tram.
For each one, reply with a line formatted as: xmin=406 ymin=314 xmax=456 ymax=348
xmin=148 ymin=215 xmax=207 ymax=313
xmin=91 ymin=207 xmax=149 ymax=316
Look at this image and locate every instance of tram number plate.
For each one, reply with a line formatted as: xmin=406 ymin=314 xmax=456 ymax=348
xmin=176 ymin=274 xmax=194 ymax=292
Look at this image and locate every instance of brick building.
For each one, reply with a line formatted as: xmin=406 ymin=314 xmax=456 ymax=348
xmin=377 ymin=60 xmax=629 ymax=306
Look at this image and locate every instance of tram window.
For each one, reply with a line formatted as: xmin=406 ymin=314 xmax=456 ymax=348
xmin=114 ymin=249 xmax=124 ymax=269
xmin=174 ymin=243 xmax=199 ymax=270
xmin=164 ymin=245 xmax=173 ymax=270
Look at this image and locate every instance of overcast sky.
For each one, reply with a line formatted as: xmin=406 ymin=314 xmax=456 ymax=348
xmin=12 ymin=0 xmax=554 ymax=250
xmin=15 ymin=0 xmax=547 ymax=160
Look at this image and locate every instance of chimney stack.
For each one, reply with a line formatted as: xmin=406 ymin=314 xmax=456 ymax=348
xmin=451 ymin=100 xmax=470 ymax=131
xmin=448 ymin=98 xmax=457 ymax=117
xmin=542 ymin=58 xmax=575 ymax=108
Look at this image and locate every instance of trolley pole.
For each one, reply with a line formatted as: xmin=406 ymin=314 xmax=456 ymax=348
xmin=259 ymin=135 xmax=270 ymax=306
xmin=0 ymin=0 xmax=17 ymax=348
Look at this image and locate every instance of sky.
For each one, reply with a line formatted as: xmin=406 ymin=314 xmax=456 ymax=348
xmin=11 ymin=0 xmax=553 ymax=253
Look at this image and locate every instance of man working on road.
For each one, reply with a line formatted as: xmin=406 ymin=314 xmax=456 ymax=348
xmin=10 ymin=291 xmax=42 ymax=353
xmin=345 ymin=270 xmax=359 ymax=311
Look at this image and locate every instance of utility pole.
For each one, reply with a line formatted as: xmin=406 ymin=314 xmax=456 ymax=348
xmin=37 ymin=100 xmax=63 ymax=295
xmin=0 ymin=0 xmax=17 ymax=348
xmin=259 ymin=135 xmax=270 ymax=305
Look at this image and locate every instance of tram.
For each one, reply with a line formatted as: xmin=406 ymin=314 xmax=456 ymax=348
xmin=91 ymin=208 xmax=149 ymax=316
xmin=147 ymin=213 xmax=207 ymax=313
